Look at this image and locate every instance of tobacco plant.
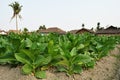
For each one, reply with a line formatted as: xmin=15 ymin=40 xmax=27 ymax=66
xmin=0 ymin=32 xmax=119 ymax=78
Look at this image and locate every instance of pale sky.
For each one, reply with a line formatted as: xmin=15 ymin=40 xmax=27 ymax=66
xmin=0 ymin=0 xmax=120 ymax=31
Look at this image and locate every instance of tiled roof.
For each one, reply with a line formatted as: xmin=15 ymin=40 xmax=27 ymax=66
xmin=96 ymin=26 xmax=120 ymax=34
xmin=38 ymin=27 xmax=66 ymax=34
xmin=76 ymin=28 xmax=94 ymax=33
xmin=0 ymin=30 xmax=5 ymax=32
xmin=8 ymin=30 xmax=20 ymax=33
xmin=69 ymin=28 xmax=94 ymax=34
xmin=68 ymin=30 xmax=78 ymax=34
xmin=0 ymin=30 xmax=7 ymax=34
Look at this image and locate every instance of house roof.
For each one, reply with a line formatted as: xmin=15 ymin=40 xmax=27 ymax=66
xmin=0 ymin=30 xmax=7 ymax=34
xmin=7 ymin=30 xmax=20 ymax=34
xmin=96 ymin=26 xmax=120 ymax=34
xmin=69 ymin=28 xmax=94 ymax=34
xmin=106 ymin=25 xmax=117 ymax=30
xmin=38 ymin=27 xmax=66 ymax=34
xmin=68 ymin=30 xmax=78 ymax=34
xmin=76 ymin=28 xmax=94 ymax=33
xmin=0 ymin=30 xmax=5 ymax=32
xmin=96 ymin=29 xmax=120 ymax=34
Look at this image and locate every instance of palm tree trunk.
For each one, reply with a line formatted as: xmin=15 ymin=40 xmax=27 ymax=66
xmin=16 ymin=15 xmax=18 ymax=31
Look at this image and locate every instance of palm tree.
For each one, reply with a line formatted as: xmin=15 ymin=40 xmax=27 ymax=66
xmin=82 ymin=23 xmax=85 ymax=28
xmin=39 ymin=25 xmax=46 ymax=30
xmin=96 ymin=22 xmax=104 ymax=31
xmin=97 ymin=22 xmax=100 ymax=28
xmin=9 ymin=1 xmax=22 ymax=31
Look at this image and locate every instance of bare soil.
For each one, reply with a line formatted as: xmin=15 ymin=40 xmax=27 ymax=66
xmin=0 ymin=47 xmax=120 ymax=80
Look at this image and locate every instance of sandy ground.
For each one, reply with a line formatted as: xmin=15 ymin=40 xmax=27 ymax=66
xmin=0 ymin=47 xmax=120 ymax=80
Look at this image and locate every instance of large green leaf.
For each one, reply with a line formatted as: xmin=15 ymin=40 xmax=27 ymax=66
xmin=22 ymin=64 xmax=33 ymax=74
xmin=74 ymin=54 xmax=92 ymax=64
xmin=37 ymin=43 xmax=48 ymax=52
xmin=85 ymin=60 xmax=95 ymax=68
xmin=42 ymin=56 xmax=52 ymax=65
xmin=57 ymin=57 xmax=69 ymax=67
xmin=35 ymin=70 xmax=46 ymax=79
xmin=73 ymin=65 xmax=82 ymax=74
xmin=58 ymin=47 xmax=65 ymax=55
xmin=34 ymin=55 xmax=51 ymax=68
xmin=20 ymin=49 xmax=35 ymax=61
xmin=70 ymin=47 xmax=77 ymax=56
xmin=15 ymin=53 xmax=31 ymax=64
xmin=34 ymin=55 xmax=45 ymax=67
xmin=48 ymin=40 xmax=54 ymax=54
xmin=10 ymin=39 xmax=21 ymax=52
xmin=56 ymin=66 xmax=67 ymax=72
xmin=25 ymin=38 xmax=32 ymax=48
xmin=77 ymin=44 xmax=85 ymax=50
xmin=0 ymin=54 xmax=16 ymax=63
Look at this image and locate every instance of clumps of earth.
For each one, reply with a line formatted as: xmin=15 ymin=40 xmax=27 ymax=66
xmin=0 ymin=47 xmax=120 ymax=80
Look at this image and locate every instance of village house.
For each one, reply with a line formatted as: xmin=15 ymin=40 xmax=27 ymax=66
xmin=7 ymin=30 xmax=21 ymax=34
xmin=96 ymin=26 xmax=120 ymax=35
xmin=0 ymin=30 xmax=7 ymax=35
xmin=68 ymin=30 xmax=78 ymax=34
xmin=69 ymin=28 xmax=94 ymax=34
xmin=38 ymin=27 xmax=66 ymax=35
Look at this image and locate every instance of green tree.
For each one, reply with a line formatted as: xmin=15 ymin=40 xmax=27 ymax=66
xmin=96 ymin=22 xmax=100 ymax=30
xmin=39 ymin=25 xmax=46 ymax=30
xmin=9 ymin=1 xmax=22 ymax=31
xmin=82 ymin=23 xmax=85 ymax=28
xmin=91 ymin=27 xmax=94 ymax=31
xmin=23 ymin=28 xmax=28 ymax=33
xmin=96 ymin=22 xmax=104 ymax=31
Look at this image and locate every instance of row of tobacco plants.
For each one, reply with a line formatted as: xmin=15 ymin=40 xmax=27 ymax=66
xmin=0 ymin=32 xmax=119 ymax=78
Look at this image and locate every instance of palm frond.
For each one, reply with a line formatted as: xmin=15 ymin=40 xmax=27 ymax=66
xmin=9 ymin=1 xmax=22 ymax=21
xmin=10 ymin=13 xmax=16 ymax=22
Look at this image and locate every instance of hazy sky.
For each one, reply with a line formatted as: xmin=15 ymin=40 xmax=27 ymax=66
xmin=0 ymin=0 xmax=120 ymax=31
